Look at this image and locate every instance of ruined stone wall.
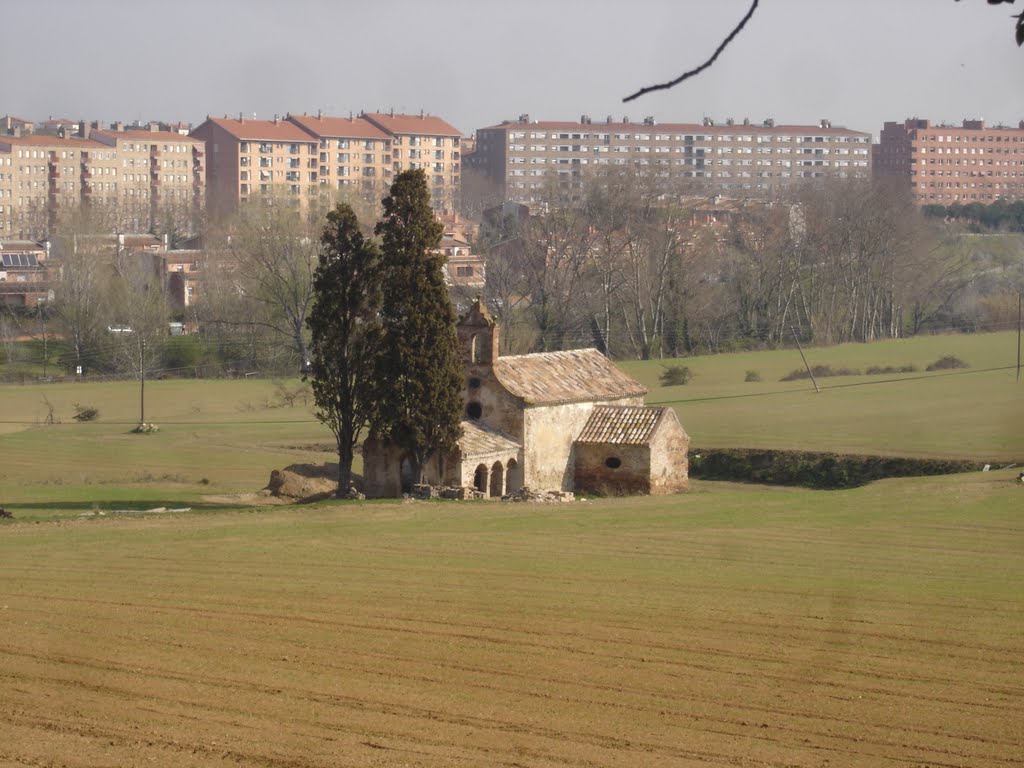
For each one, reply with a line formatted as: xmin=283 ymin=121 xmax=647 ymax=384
xmin=574 ymin=443 xmax=652 ymax=496
xmin=361 ymin=438 xmax=452 ymax=498
xmin=522 ymin=396 xmax=643 ymax=492
xmin=463 ymin=363 xmax=523 ymax=439
xmin=648 ymin=410 xmax=690 ymax=494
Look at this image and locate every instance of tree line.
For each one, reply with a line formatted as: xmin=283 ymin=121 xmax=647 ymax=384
xmin=3 ymin=166 xmax=1020 ymax=384
xmin=476 ymin=173 xmax=1021 ymax=358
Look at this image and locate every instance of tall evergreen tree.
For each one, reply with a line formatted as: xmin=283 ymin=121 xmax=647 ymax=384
xmin=373 ymin=169 xmax=463 ymax=483
xmin=307 ymin=203 xmax=383 ymax=495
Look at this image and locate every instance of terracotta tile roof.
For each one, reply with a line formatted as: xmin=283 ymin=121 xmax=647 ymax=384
xmin=92 ymin=128 xmax=202 ymax=143
xmin=0 ymin=135 xmax=105 ymax=149
xmin=364 ymin=112 xmax=461 ymax=137
xmin=494 ymin=348 xmax=647 ymax=406
xmin=458 ymin=420 xmax=520 ymax=458
xmin=576 ymin=405 xmax=669 ymax=445
xmin=198 ymin=117 xmax=317 ymax=143
xmin=286 ymin=114 xmax=389 ymax=140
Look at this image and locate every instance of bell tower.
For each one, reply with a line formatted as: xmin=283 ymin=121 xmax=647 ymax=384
xmin=456 ymin=296 xmax=500 ymax=367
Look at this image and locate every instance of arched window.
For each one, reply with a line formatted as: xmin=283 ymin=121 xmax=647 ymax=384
xmin=466 ymin=401 xmax=482 ymax=420
xmin=470 ymin=334 xmax=481 ymax=363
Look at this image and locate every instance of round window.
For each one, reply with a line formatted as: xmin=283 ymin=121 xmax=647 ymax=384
xmin=467 ymin=401 xmax=483 ymax=420
xmin=605 ymin=457 xmax=622 ymax=469
xmin=468 ymin=377 xmax=482 ymax=389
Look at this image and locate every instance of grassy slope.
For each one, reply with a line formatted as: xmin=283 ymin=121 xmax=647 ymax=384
xmin=621 ymin=330 xmax=1024 ymax=460
xmin=0 ymin=332 xmax=1021 ymax=516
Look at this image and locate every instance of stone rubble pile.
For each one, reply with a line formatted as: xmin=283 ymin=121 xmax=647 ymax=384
xmin=501 ymin=486 xmax=575 ymax=503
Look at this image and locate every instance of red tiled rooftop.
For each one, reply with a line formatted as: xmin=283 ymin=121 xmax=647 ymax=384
xmin=92 ymin=128 xmax=203 ymax=143
xmin=0 ymin=135 xmax=106 ymax=149
xmin=364 ymin=112 xmax=461 ymax=137
xmin=287 ymin=114 xmax=389 ymax=140
xmin=198 ymin=117 xmax=317 ymax=143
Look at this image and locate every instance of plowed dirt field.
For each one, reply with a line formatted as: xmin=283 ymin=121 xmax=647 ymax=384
xmin=1 ymin=478 xmax=1022 ymax=767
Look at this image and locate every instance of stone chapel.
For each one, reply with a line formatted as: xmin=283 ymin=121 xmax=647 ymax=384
xmin=361 ymin=298 xmax=690 ymax=498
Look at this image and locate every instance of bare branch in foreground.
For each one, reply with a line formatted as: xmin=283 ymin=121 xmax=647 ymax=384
xmin=623 ymin=0 xmax=759 ymax=103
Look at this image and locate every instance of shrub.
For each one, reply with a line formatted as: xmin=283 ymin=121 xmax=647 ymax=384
xmin=926 ymin=355 xmax=969 ymax=372
xmin=688 ymin=447 xmax=981 ymax=489
xmin=780 ymin=365 xmax=860 ymax=382
xmin=659 ymin=365 xmax=693 ymax=387
xmin=744 ymin=370 xmax=762 ymax=382
xmin=865 ymin=364 xmax=917 ymax=375
xmin=72 ymin=403 xmax=99 ymax=422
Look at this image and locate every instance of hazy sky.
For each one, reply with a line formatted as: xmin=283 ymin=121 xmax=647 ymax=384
xmin=2 ymin=0 xmax=1022 ymax=139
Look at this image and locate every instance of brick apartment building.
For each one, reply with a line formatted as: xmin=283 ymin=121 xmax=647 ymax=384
xmin=474 ymin=115 xmax=872 ymax=204
xmin=0 ymin=123 xmax=205 ymax=240
xmin=190 ymin=116 xmax=320 ymax=220
xmin=191 ymin=111 xmax=462 ymax=219
xmin=874 ymin=118 xmax=1024 ymax=205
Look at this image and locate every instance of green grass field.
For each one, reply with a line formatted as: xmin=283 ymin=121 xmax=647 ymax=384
xmin=0 ymin=331 xmax=1021 ymax=519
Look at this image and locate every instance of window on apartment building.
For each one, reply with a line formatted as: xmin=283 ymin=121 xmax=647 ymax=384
xmin=363 ymin=153 xmax=374 ymax=164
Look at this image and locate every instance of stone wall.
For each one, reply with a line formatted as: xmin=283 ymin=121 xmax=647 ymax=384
xmin=574 ymin=443 xmax=652 ymax=496
xmin=648 ymin=410 xmax=690 ymax=494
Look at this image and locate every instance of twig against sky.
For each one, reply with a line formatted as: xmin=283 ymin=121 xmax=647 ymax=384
xmin=624 ymin=0 xmax=1021 ymax=104
xmin=622 ymin=0 xmax=759 ymax=103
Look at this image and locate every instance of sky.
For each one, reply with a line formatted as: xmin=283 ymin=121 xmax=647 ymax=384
xmin=2 ymin=0 xmax=1022 ymax=140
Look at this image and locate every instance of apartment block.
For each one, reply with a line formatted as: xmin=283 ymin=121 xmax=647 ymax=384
xmin=190 ymin=116 xmax=320 ymax=219
xmin=874 ymin=118 xmax=1024 ymax=204
xmin=474 ymin=115 xmax=871 ymax=204
xmin=191 ymin=111 xmax=462 ymax=218
xmin=0 ymin=135 xmax=97 ymax=239
xmin=362 ymin=112 xmax=462 ymax=212
xmin=0 ymin=124 xmax=205 ymax=240
xmin=286 ymin=113 xmax=394 ymax=203
xmin=90 ymin=125 xmax=205 ymax=231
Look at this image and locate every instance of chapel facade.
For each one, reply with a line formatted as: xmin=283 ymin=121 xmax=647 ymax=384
xmin=361 ymin=299 xmax=689 ymax=498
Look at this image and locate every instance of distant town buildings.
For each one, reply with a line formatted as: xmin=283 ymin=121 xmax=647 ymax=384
xmin=0 ymin=121 xmax=204 ymax=240
xmin=873 ymin=118 xmax=1024 ymax=205
xmin=473 ymin=115 xmax=872 ymax=204
xmin=190 ymin=111 xmax=462 ymax=218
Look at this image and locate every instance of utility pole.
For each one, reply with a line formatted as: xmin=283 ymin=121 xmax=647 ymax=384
xmin=37 ymin=298 xmax=47 ymax=380
xmin=1017 ymin=291 xmax=1021 ymax=384
xmin=139 ymin=337 xmax=145 ymax=426
xmin=791 ymin=325 xmax=819 ymax=393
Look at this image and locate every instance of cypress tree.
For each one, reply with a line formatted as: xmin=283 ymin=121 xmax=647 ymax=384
xmin=307 ymin=203 xmax=382 ymax=495
xmin=373 ymin=169 xmax=463 ymax=484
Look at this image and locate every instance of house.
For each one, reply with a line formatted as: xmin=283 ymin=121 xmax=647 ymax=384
xmin=440 ymin=235 xmax=485 ymax=296
xmin=0 ymin=241 xmax=52 ymax=308
xmin=361 ymin=298 xmax=689 ymax=498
